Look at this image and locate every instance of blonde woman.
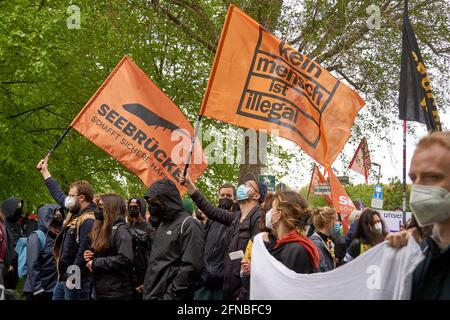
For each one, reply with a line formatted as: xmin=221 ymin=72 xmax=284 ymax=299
xmin=309 ymin=207 xmax=339 ymax=272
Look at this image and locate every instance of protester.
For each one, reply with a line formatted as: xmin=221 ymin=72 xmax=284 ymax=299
xmin=83 ymin=194 xmax=134 ymax=300
xmin=22 ymin=204 xmax=61 ymax=300
xmin=22 ymin=211 xmax=38 ymax=237
xmin=240 ymin=193 xmax=277 ymax=300
xmin=37 ymin=157 xmax=96 ymax=300
xmin=387 ymin=131 xmax=450 ymax=299
xmin=309 ymin=207 xmax=338 ymax=272
xmin=143 ymin=178 xmax=204 ymax=300
xmin=266 ymin=191 xmax=320 ymax=274
xmin=127 ymin=198 xmax=152 ymax=235
xmin=345 ymin=210 xmax=362 ymax=248
xmin=0 ymin=210 xmax=7 ymax=288
xmin=196 ymin=183 xmax=236 ymax=300
xmin=127 ymin=198 xmax=153 ymax=299
xmin=180 ymin=173 xmax=265 ymax=300
xmin=1 ymin=197 xmax=23 ymax=290
xmin=344 ymin=209 xmax=388 ymax=263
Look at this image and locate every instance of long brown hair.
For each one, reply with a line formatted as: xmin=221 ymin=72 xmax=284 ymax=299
xmin=91 ymin=193 xmax=126 ymax=253
xmin=352 ymin=208 xmax=388 ymax=246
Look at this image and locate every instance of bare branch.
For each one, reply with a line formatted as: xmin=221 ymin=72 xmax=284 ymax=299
xmin=6 ymin=104 xmax=52 ymax=119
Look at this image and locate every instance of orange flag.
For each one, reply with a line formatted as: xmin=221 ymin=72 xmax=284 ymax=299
xmin=327 ymin=168 xmax=356 ymax=234
xmin=71 ymin=56 xmax=207 ymax=192
xmin=348 ymin=137 xmax=371 ymax=183
xmin=200 ymin=5 xmax=365 ymax=168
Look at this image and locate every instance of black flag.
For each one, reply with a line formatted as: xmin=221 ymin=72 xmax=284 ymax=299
xmin=398 ymin=0 xmax=442 ymax=131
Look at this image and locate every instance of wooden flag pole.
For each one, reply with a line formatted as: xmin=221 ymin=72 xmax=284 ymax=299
xmin=181 ymin=115 xmax=203 ymax=184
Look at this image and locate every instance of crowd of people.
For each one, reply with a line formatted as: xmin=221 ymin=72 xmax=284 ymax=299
xmin=0 ymin=131 xmax=449 ymax=300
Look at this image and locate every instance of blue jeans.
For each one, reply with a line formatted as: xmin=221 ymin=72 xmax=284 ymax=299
xmin=52 ymin=280 xmax=92 ymax=300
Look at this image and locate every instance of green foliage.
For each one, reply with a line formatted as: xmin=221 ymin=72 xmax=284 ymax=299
xmin=299 ymin=177 xmax=411 ymax=211
xmin=1 ymin=0 xmax=448 ymax=210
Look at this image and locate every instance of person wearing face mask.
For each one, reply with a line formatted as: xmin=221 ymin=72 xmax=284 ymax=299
xmin=309 ymin=207 xmax=339 ymax=272
xmin=126 ymin=198 xmax=153 ymax=299
xmin=36 ymin=156 xmax=96 ymax=300
xmin=127 ymin=198 xmax=153 ymax=236
xmin=0 ymin=197 xmax=24 ymax=290
xmin=264 ymin=192 xmax=320 ymax=274
xmin=195 ymin=183 xmax=236 ymax=300
xmin=143 ymin=178 xmax=205 ymax=300
xmin=387 ymin=131 xmax=450 ymax=300
xmin=343 ymin=209 xmax=388 ymax=263
xmin=180 ymin=172 xmax=266 ymax=300
xmin=83 ymin=194 xmax=134 ymax=300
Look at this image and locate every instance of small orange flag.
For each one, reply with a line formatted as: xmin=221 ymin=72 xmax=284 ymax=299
xmin=327 ymin=168 xmax=356 ymax=234
xmin=71 ymin=56 xmax=207 ymax=192
xmin=200 ymin=5 xmax=365 ymax=168
xmin=308 ymin=164 xmax=332 ymax=205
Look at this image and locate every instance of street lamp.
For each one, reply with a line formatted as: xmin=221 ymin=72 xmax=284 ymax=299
xmin=372 ymin=162 xmax=381 ymax=185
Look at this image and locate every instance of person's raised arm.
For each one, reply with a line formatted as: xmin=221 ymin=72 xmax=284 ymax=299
xmin=180 ymin=173 xmax=234 ymax=226
xmin=36 ymin=157 xmax=67 ymax=208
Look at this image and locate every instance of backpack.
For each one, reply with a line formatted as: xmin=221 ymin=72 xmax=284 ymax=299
xmin=112 ymin=223 xmax=151 ymax=285
xmin=14 ymin=230 xmax=46 ymax=278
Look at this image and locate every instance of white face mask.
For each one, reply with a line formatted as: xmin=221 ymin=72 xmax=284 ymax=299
xmin=374 ymin=222 xmax=383 ymax=234
xmin=265 ymin=209 xmax=274 ymax=230
xmin=64 ymin=196 xmax=76 ymax=211
xmin=409 ymin=185 xmax=450 ymax=227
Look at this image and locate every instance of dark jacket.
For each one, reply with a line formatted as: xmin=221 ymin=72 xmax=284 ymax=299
xmin=310 ymin=232 xmax=335 ymax=272
xmin=92 ymin=217 xmax=134 ymax=300
xmin=23 ymin=204 xmax=59 ymax=294
xmin=2 ymin=198 xmax=23 ymax=270
xmin=128 ymin=219 xmax=153 ymax=287
xmin=411 ymin=236 xmax=450 ymax=300
xmin=345 ymin=221 xmax=358 ymax=248
xmin=190 ymin=190 xmax=261 ymax=300
xmin=270 ymin=242 xmax=317 ymax=274
xmin=201 ymin=219 xmax=229 ymax=288
xmin=45 ymin=177 xmax=95 ymax=283
xmin=143 ymin=179 xmax=204 ymax=300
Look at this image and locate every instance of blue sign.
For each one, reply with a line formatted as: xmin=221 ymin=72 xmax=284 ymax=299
xmin=373 ymin=185 xmax=383 ymax=200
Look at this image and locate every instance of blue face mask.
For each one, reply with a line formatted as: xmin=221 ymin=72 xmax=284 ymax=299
xmin=236 ymin=185 xmax=250 ymax=202
xmin=332 ymin=223 xmax=341 ymax=234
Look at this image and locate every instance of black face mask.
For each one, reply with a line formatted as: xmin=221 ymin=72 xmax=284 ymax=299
xmin=129 ymin=207 xmax=140 ymax=218
xmin=148 ymin=202 xmax=164 ymax=227
xmin=218 ymin=197 xmax=234 ymax=210
xmin=13 ymin=206 xmax=23 ymax=221
xmin=94 ymin=207 xmax=104 ymax=221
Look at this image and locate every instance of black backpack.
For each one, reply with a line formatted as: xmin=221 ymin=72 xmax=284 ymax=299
xmin=129 ymin=227 xmax=151 ymax=285
xmin=112 ymin=223 xmax=152 ymax=286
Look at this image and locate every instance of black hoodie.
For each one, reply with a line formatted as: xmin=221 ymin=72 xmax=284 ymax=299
xmin=143 ymin=178 xmax=204 ymax=300
xmin=1 ymin=197 xmax=23 ymax=269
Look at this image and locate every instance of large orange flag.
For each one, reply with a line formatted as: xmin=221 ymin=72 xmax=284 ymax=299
xmin=71 ymin=56 xmax=207 ymax=192
xmin=200 ymin=5 xmax=365 ymax=168
xmin=327 ymin=168 xmax=356 ymax=234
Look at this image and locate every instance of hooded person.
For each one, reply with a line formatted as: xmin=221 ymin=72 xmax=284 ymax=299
xmin=1 ymin=197 xmax=24 ymax=290
xmin=142 ymin=178 xmax=205 ymax=300
xmin=127 ymin=198 xmax=153 ymax=235
xmin=23 ymin=204 xmax=61 ymax=300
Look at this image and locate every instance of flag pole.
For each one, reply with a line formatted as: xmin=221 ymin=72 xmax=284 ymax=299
xmin=181 ymin=115 xmax=203 ymax=184
xmin=307 ymin=163 xmax=316 ymax=200
xmin=43 ymin=126 xmax=72 ymax=160
xmin=402 ymin=120 xmax=407 ymax=225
